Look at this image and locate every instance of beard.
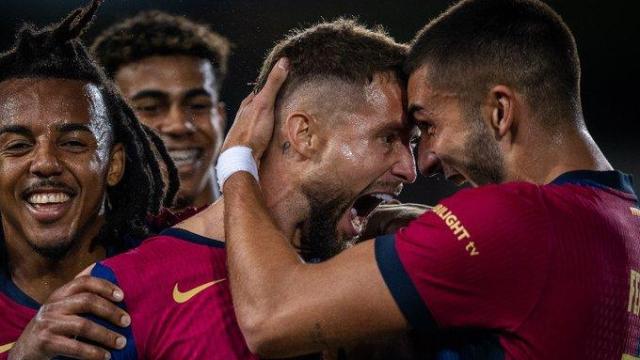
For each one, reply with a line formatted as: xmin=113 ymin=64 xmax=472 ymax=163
xmin=299 ymin=180 xmax=353 ymax=262
xmin=461 ymin=111 xmax=506 ymax=186
xmin=29 ymin=239 xmax=76 ymax=261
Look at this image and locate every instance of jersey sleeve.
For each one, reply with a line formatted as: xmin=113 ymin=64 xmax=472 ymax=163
xmin=375 ymin=184 xmax=552 ymax=332
xmin=89 ymin=263 xmax=138 ymax=360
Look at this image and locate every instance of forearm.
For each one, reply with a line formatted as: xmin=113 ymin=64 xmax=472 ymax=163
xmin=223 ymin=172 xmax=304 ymax=336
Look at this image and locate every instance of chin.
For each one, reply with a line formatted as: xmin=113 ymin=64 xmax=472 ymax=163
xmin=28 ymin=236 xmax=75 ymax=260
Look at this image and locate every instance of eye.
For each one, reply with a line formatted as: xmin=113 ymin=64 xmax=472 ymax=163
xmin=4 ymin=141 xmax=32 ymax=154
xmin=382 ymin=133 xmax=398 ymax=145
xmin=60 ymin=139 xmax=87 ymax=151
xmin=417 ymin=121 xmax=435 ymax=137
xmin=134 ymin=105 xmax=160 ymax=113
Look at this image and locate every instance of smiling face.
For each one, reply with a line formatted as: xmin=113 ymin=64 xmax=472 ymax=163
xmin=115 ymin=55 xmax=224 ymax=208
xmin=0 ymin=78 xmax=124 ymax=259
xmin=299 ymin=72 xmax=417 ymax=255
xmin=408 ymin=65 xmax=505 ymax=187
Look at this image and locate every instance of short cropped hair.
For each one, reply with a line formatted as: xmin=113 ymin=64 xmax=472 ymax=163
xmin=255 ymin=18 xmax=408 ymax=118
xmin=406 ymin=0 xmax=582 ymax=125
xmin=91 ymin=10 xmax=230 ymax=88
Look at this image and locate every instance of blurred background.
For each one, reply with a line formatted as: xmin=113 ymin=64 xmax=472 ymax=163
xmin=2 ymin=0 xmax=638 ymax=204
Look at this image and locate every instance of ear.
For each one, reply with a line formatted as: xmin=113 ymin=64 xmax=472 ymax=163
xmin=283 ymin=111 xmax=321 ymax=159
xmin=107 ymin=143 xmax=125 ymax=186
xmin=487 ymin=85 xmax=516 ymax=138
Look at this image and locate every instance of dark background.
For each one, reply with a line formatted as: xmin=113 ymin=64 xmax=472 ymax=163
xmin=2 ymin=0 xmax=638 ymax=204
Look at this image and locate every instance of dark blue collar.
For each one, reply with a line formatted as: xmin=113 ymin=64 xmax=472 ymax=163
xmin=159 ymin=228 xmax=225 ymax=248
xmin=0 ymin=268 xmax=40 ymax=309
xmin=551 ymin=170 xmax=637 ymax=200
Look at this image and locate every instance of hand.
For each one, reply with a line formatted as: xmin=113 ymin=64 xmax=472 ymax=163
xmin=8 ymin=276 xmax=130 ymax=360
xmin=359 ymin=203 xmax=431 ymax=241
xmin=221 ymin=58 xmax=289 ymax=161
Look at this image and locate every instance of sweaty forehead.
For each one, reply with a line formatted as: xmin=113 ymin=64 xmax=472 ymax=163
xmin=0 ymin=78 xmax=108 ymax=130
xmin=114 ymin=55 xmax=218 ymax=99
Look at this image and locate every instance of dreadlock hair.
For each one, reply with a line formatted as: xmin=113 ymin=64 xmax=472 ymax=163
xmin=254 ymin=18 xmax=407 ymax=261
xmin=0 ymin=0 xmax=180 ymax=264
xmin=91 ymin=10 xmax=230 ymax=90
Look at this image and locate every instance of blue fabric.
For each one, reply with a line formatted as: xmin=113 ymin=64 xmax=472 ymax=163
xmin=88 ymin=262 xmax=137 ymax=360
xmin=160 ymin=227 xmax=225 ymax=248
xmin=0 ymin=269 xmax=40 ymax=310
xmin=551 ymin=170 xmax=636 ymax=197
xmin=374 ymin=234 xmax=435 ymax=331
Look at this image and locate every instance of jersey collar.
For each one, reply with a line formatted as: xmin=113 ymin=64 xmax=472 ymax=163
xmin=551 ymin=170 xmax=637 ymax=199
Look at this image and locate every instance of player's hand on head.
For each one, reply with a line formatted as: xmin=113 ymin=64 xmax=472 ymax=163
xmin=7 ymin=275 xmax=129 ymax=360
xmin=222 ymin=57 xmax=289 ymax=160
xmin=359 ymin=203 xmax=431 ymax=241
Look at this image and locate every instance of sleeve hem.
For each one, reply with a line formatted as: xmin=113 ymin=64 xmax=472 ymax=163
xmin=374 ymin=234 xmax=436 ymax=331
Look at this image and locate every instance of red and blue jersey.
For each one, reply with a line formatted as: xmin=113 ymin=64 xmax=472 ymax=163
xmin=0 ymin=208 xmax=193 ymax=359
xmin=0 ymin=270 xmax=38 ymax=358
xmin=375 ymin=170 xmax=640 ymax=359
xmin=90 ymin=228 xmax=256 ymax=359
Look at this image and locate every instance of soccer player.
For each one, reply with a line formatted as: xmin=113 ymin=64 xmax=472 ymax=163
xmin=92 ymin=11 xmax=230 ymax=210
xmin=84 ymin=19 xmax=417 ymax=359
xmin=0 ymin=2 xmax=179 ymax=358
xmin=220 ymin=0 xmax=640 ymax=359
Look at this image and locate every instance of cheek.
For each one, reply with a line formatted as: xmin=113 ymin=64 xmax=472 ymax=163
xmin=197 ymin=114 xmax=222 ymax=143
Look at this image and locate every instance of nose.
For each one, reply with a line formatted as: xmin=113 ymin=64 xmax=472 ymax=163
xmin=418 ymin=151 xmax=442 ymax=177
xmin=391 ymin=143 xmax=418 ymax=184
xmin=158 ymin=104 xmax=196 ymax=137
xmin=30 ymin=143 xmax=63 ymax=177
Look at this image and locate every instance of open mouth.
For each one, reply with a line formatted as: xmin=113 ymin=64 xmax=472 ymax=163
xmin=22 ymin=187 xmax=76 ymax=223
xmin=345 ymin=192 xmax=395 ymax=237
xmin=168 ymin=148 xmax=203 ymax=168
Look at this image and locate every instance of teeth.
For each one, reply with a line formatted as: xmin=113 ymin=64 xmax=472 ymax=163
xmin=28 ymin=193 xmax=70 ymax=205
xmin=372 ymin=194 xmax=394 ymax=203
xmin=169 ymin=149 xmax=199 ymax=164
xmin=351 ymin=215 xmax=365 ymax=234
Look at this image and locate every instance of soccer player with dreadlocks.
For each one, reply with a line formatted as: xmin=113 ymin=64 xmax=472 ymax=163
xmin=0 ymin=1 xmax=179 ymax=358
xmin=92 ymin=11 xmax=230 ymax=210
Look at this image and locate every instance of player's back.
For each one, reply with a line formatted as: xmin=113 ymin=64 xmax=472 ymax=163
xmin=92 ymin=228 xmax=256 ymax=359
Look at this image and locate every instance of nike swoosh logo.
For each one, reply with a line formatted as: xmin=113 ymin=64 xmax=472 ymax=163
xmin=0 ymin=342 xmax=15 ymax=353
xmin=172 ymin=278 xmax=226 ymax=304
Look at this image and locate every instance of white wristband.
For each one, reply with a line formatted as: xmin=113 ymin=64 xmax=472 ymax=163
xmin=215 ymin=146 xmax=259 ymax=192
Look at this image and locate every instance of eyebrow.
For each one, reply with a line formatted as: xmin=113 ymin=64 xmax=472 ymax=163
xmin=183 ymin=88 xmax=212 ymax=100
xmin=56 ymin=123 xmax=93 ymax=134
xmin=130 ymin=90 xmax=168 ymax=102
xmin=0 ymin=125 xmax=31 ymax=137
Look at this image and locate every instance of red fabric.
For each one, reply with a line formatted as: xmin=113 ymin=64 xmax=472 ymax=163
xmin=395 ymin=182 xmax=640 ymax=359
xmin=99 ymin=231 xmax=257 ymax=359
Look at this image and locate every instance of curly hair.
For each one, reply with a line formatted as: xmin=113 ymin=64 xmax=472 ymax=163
xmin=91 ymin=11 xmax=230 ymax=89
xmin=0 ymin=0 xmax=179 ymax=262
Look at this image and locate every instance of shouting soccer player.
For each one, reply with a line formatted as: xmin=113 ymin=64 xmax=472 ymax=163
xmin=84 ymin=18 xmax=417 ymax=359
xmin=92 ymin=11 xmax=230 ymax=209
xmin=0 ymin=2 xmax=179 ymax=358
xmin=220 ymin=0 xmax=640 ymax=359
